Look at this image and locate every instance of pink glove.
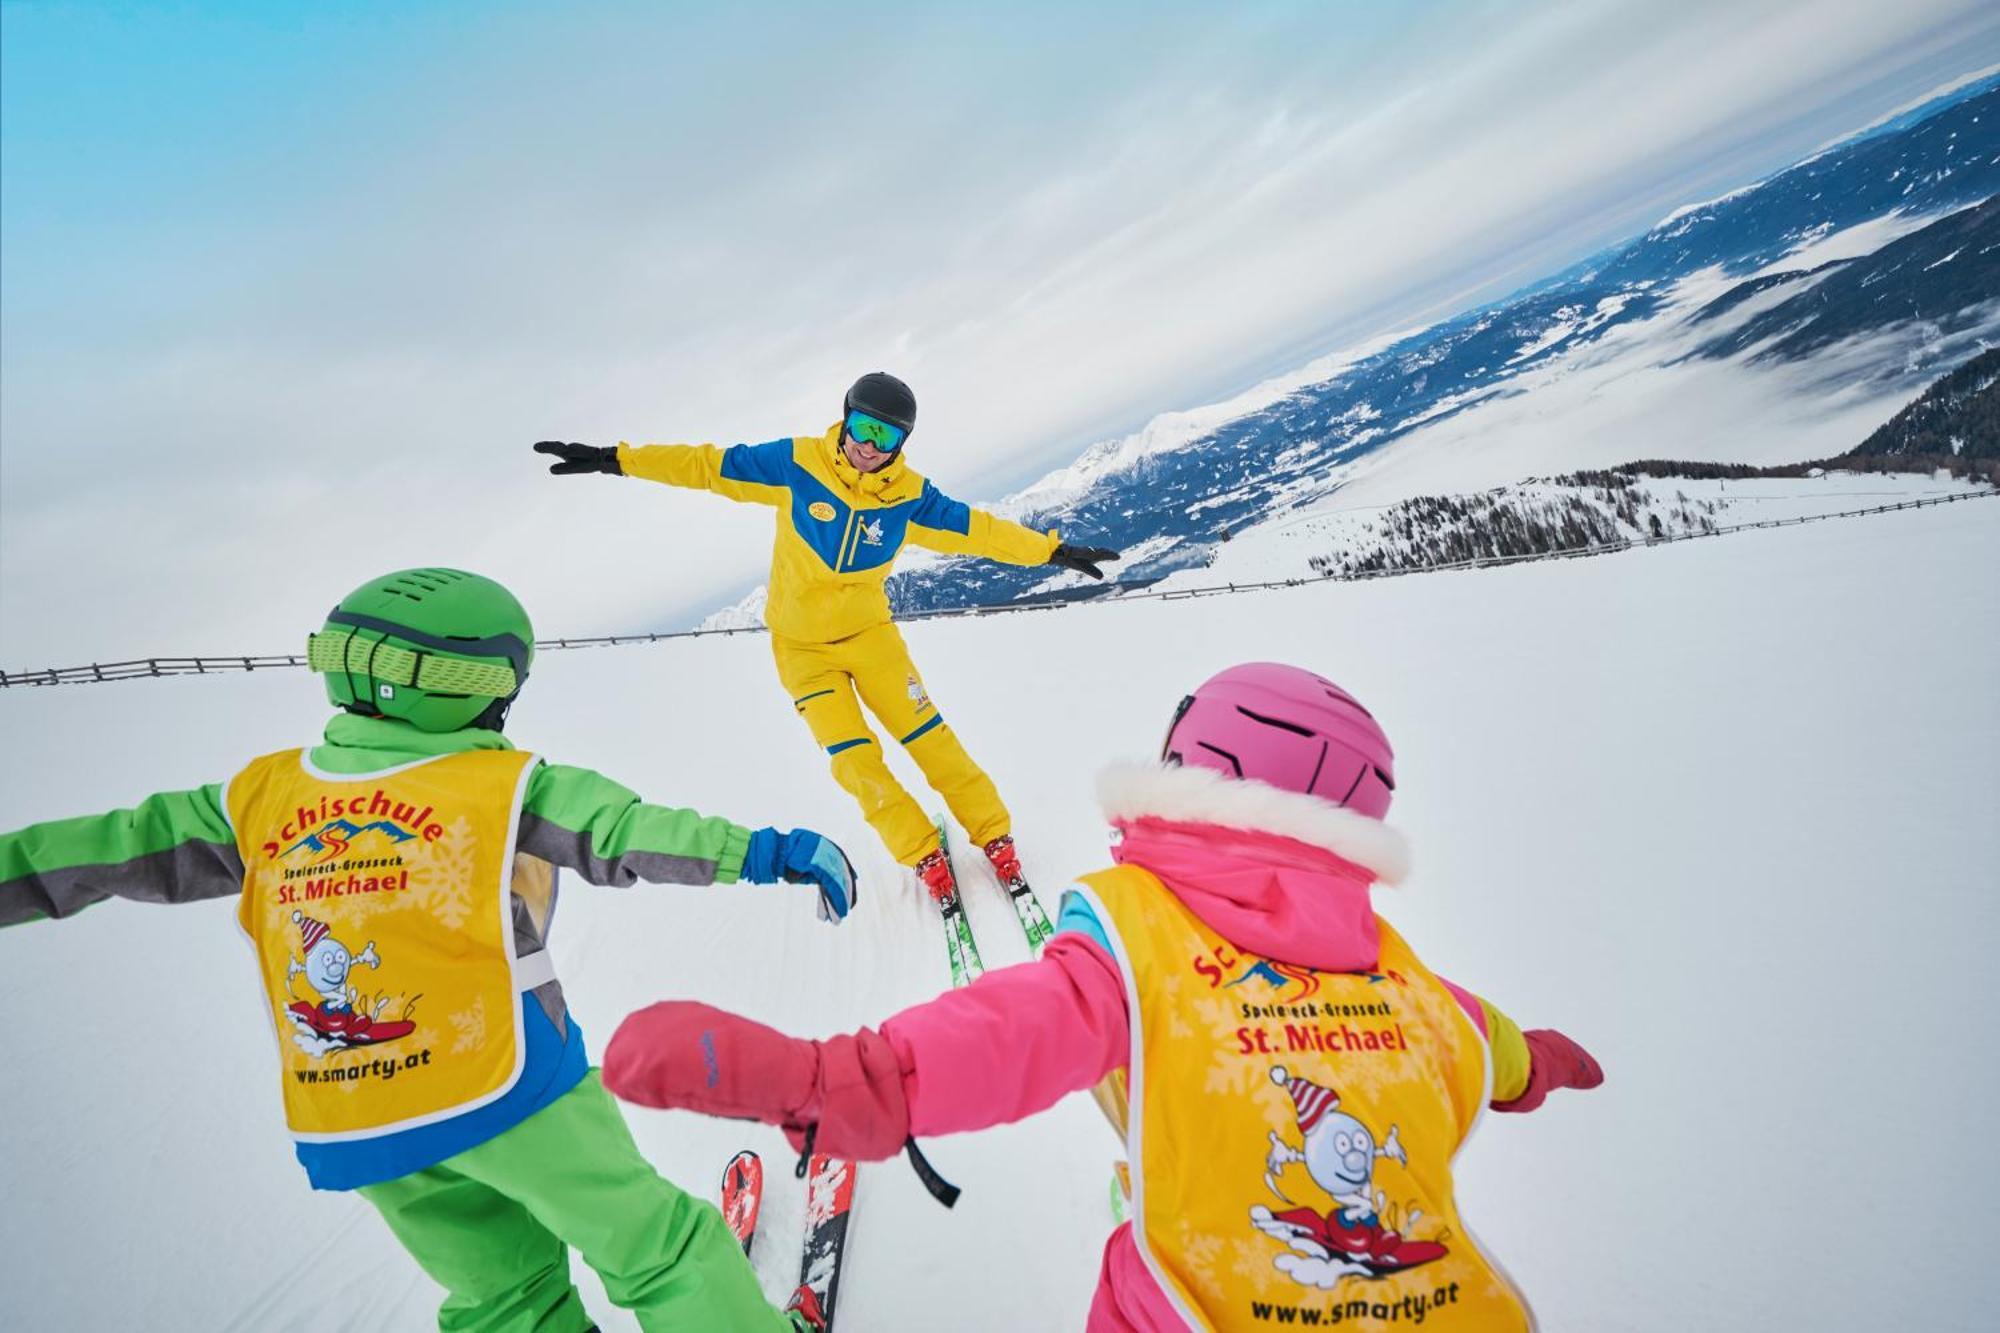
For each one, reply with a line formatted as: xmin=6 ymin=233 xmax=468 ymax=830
xmin=1492 ymin=1028 xmax=1603 ymax=1113
xmin=603 ymin=1001 xmax=912 ymax=1163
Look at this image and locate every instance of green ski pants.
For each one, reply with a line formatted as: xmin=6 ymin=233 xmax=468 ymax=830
xmin=359 ymin=1070 xmax=790 ymax=1332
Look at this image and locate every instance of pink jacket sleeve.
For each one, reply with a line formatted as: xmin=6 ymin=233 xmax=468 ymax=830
xmin=882 ymin=933 xmax=1130 ymax=1137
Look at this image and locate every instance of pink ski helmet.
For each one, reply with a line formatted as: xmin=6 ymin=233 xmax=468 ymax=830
xmin=1161 ymin=663 xmax=1395 ymax=818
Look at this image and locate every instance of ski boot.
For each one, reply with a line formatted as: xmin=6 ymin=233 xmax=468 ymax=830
xmin=980 ymin=834 xmax=1056 ymax=952
xmin=914 ymin=847 xmax=961 ymax=909
xmin=785 ymin=1283 xmax=828 ymax=1332
xmin=981 ymin=834 xmax=1028 ymax=891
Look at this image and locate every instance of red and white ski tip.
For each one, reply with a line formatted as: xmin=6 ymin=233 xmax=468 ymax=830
xmin=720 ymin=1149 xmax=764 ymax=1256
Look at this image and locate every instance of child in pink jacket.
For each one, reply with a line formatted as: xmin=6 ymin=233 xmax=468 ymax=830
xmin=604 ymin=663 xmax=1602 ymax=1330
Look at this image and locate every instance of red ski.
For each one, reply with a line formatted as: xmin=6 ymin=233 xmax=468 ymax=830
xmin=795 ymin=1151 xmax=857 ymax=1329
xmin=720 ymin=1150 xmax=763 ymax=1256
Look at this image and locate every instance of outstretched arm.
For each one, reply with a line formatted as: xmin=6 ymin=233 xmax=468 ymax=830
xmin=601 ymin=927 xmax=1129 ymax=1160
xmin=1436 ymin=975 xmax=1603 ymax=1112
xmin=517 ymin=763 xmax=855 ymax=921
xmin=1 ymin=786 xmax=243 ymax=927
xmin=517 ymin=763 xmax=755 ymax=886
xmin=618 ymin=438 xmax=794 ymax=507
xmin=533 ymin=437 xmax=795 ymax=507
xmin=903 ymin=481 xmax=1062 ymax=566
xmin=885 ymin=931 xmax=1128 ymax=1135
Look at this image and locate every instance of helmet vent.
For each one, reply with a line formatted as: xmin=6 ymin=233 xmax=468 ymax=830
xmin=381 ymin=569 xmax=466 ymax=602
xmin=1232 ymin=704 xmax=1316 ymax=737
xmin=1325 ymin=687 xmax=1376 ymax=720
xmin=1194 ymin=741 xmax=1244 ymax=778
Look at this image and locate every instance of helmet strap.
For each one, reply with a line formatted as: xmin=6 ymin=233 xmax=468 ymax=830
xmin=471 ymin=694 xmax=517 ymax=734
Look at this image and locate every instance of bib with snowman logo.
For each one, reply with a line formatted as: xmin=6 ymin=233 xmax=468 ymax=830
xmin=1074 ymin=865 xmax=1532 ymax=1331
xmin=228 ymin=747 xmax=538 ymax=1142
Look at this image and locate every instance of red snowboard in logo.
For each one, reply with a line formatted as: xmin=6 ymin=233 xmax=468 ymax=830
xmin=1264 ymin=1206 xmax=1448 ymax=1276
xmin=288 ymin=1001 xmax=416 ymax=1046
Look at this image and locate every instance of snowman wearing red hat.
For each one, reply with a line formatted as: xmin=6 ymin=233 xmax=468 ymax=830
xmin=284 ymin=910 xmax=411 ymax=1048
xmin=1252 ymin=1065 xmax=1450 ymax=1286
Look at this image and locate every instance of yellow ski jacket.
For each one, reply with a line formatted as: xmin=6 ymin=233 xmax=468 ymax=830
xmin=619 ymin=424 xmax=1060 ymax=643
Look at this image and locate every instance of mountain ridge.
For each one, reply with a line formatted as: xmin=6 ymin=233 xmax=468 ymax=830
xmin=696 ymin=72 xmax=2000 ymax=631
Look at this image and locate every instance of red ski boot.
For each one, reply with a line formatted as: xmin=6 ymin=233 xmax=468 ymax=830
xmin=785 ymin=1283 xmax=828 ymax=1332
xmin=981 ymin=834 xmax=1027 ymax=890
xmin=980 ymin=833 xmax=1057 ymax=951
xmin=913 ymin=848 xmax=960 ymax=909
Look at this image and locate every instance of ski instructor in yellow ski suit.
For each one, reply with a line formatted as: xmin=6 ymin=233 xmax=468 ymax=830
xmin=534 ymin=373 xmax=1120 ymax=904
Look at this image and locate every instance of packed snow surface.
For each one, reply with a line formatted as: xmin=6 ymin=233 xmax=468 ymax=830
xmin=2 ymin=502 xmax=1998 ymax=1331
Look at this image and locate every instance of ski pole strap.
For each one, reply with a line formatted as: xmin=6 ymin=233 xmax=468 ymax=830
xmin=789 ymin=1126 xmax=958 ymax=1207
xmin=794 ymin=1124 xmax=818 ymax=1179
xmin=903 ymin=1137 xmax=961 ymax=1208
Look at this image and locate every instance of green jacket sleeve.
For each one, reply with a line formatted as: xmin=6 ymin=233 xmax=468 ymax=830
xmin=0 ymin=785 xmax=244 ymax=928
xmin=517 ymin=762 xmax=753 ymax=887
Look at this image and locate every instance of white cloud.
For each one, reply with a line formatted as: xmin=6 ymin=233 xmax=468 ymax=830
xmin=3 ymin=0 xmax=1995 ymax=663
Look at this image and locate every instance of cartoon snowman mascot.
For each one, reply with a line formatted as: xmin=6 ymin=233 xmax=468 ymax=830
xmin=1251 ymin=1066 xmax=1447 ymax=1286
xmin=286 ymin=910 xmax=384 ymax=1042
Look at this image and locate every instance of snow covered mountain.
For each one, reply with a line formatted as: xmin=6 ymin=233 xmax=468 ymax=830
xmin=867 ymin=72 xmax=2000 ymax=616
xmin=1149 ymin=469 xmax=1991 ymax=594
xmin=1145 ymin=358 xmax=1998 ymax=592
xmin=1854 ymin=345 xmax=2000 ymax=458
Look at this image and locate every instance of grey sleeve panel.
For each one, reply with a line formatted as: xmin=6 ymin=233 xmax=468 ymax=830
xmin=515 ymin=813 xmax=722 ymax=888
xmin=0 ymin=839 xmax=246 ymax=928
xmin=528 ymin=978 xmax=570 ymax=1044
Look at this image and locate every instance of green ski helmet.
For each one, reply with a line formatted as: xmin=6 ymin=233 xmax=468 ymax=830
xmin=306 ymin=568 xmax=535 ymax=733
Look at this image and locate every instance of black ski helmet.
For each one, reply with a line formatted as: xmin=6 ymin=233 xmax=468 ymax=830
xmin=844 ymin=372 xmax=917 ymax=438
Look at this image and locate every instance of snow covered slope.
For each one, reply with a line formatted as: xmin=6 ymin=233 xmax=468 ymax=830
xmin=3 ymin=501 xmax=1997 ymax=1331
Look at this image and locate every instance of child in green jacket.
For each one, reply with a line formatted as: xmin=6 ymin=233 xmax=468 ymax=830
xmin=0 ymin=567 xmax=851 ymax=1332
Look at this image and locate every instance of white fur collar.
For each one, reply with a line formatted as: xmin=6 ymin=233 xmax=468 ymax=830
xmin=1096 ymin=761 xmax=1410 ymax=886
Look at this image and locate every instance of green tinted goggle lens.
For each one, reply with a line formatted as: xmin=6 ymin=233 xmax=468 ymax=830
xmin=845 ymin=411 xmax=907 ymax=452
xmin=307 ymin=629 xmax=519 ymax=698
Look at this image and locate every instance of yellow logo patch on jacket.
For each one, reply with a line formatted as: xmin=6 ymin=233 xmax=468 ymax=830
xmin=228 ymin=747 xmax=538 ymax=1142
xmin=808 ymin=500 xmax=836 ymax=522
xmin=1075 ymin=865 xmax=1533 ymax=1331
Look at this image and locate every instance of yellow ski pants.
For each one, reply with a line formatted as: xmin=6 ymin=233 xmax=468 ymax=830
xmin=770 ymin=622 xmax=1010 ymax=866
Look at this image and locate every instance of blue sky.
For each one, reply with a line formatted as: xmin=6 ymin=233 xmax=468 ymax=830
xmin=4 ymin=0 xmax=1998 ymax=660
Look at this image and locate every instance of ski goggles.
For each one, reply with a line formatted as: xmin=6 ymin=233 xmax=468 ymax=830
xmin=844 ymin=410 xmax=908 ymax=453
xmin=307 ymin=615 xmax=529 ymax=699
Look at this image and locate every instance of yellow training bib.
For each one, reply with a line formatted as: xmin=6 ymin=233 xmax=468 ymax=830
xmin=1077 ymin=866 xmax=1533 ymax=1332
xmin=228 ymin=747 xmax=538 ymax=1142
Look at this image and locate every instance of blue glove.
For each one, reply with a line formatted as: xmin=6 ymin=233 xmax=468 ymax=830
xmin=743 ymin=828 xmax=858 ymax=924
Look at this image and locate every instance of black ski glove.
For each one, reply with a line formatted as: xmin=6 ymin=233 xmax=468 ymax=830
xmin=534 ymin=441 xmax=622 ymax=476
xmin=1047 ymin=543 xmax=1121 ymax=580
